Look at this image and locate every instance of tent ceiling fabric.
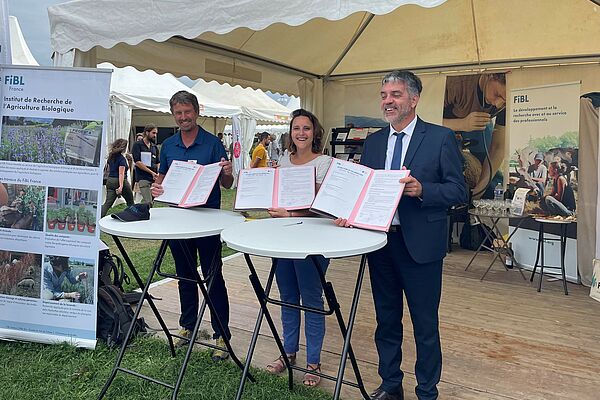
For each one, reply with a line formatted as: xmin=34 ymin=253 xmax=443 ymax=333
xmin=49 ymin=0 xmax=600 ymax=95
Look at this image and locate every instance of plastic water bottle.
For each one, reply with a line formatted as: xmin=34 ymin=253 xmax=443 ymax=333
xmin=493 ymin=183 xmax=504 ymax=201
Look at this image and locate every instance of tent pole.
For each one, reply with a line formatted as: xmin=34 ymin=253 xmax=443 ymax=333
xmin=324 ymin=13 xmax=374 ymax=80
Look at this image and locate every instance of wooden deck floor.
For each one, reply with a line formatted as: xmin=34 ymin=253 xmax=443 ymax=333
xmin=139 ymin=248 xmax=600 ymax=400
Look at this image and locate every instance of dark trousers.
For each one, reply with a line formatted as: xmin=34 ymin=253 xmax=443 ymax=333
xmin=169 ymin=235 xmax=231 ymax=340
xmin=368 ymin=230 xmax=442 ymax=400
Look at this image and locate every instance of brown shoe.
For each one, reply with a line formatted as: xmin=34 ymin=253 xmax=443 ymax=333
xmin=266 ymin=353 xmax=296 ymax=374
xmin=303 ymin=363 xmax=321 ymax=387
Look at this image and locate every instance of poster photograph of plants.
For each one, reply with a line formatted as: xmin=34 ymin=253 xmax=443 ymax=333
xmin=0 ymin=250 xmax=42 ymax=299
xmin=46 ymin=187 xmax=99 ymax=236
xmin=0 ymin=116 xmax=103 ymax=167
xmin=0 ymin=182 xmax=45 ymax=231
xmin=42 ymin=254 xmax=95 ymax=304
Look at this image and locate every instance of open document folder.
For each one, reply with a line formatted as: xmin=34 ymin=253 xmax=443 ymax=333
xmin=234 ymin=165 xmax=315 ymax=211
xmin=310 ymin=159 xmax=409 ymax=232
xmin=154 ymin=160 xmax=222 ymax=207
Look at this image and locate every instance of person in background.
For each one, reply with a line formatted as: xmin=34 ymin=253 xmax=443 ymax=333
xmin=527 ymin=153 xmax=548 ymax=196
xmin=267 ymin=133 xmax=280 ymax=166
xmin=337 ymin=70 xmax=467 ymax=400
xmin=151 ymin=90 xmax=234 ymax=361
xmin=42 ymin=255 xmax=87 ymax=301
xmin=542 ymin=161 xmax=575 ymax=216
xmin=131 ymin=124 xmax=160 ymax=204
xmin=443 ymin=73 xmax=506 ymax=199
xmin=101 ymin=138 xmax=134 ymax=217
xmin=250 ymin=131 xmax=271 ymax=168
xmin=265 ymin=109 xmax=332 ymax=387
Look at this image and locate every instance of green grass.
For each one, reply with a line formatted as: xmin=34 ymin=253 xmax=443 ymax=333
xmin=0 ymin=337 xmax=331 ymax=400
xmin=1 ymin=191 xmax=329 ymax=400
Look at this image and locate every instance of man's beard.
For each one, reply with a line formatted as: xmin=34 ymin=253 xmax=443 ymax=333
xmin=148 ymin=136 xmax=156 ymax=144
xmin=384 ymin=106 xmax=411 ymax=126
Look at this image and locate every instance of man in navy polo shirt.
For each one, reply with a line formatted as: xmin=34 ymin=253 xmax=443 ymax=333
xmin=151 ymin=90 xmax=234 ymax=361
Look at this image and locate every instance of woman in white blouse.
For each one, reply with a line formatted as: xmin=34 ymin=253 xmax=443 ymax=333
xmin=265 ymin=109 xmax=332 ymax=387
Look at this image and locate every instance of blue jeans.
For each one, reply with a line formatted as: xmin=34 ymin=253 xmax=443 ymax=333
xmin=275 ymin=256 xmax=329 ymax=365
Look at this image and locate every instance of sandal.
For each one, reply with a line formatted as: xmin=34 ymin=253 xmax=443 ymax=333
xmin=266 ymin=353 xmax=296 ymax=374
xmin=303 ymin=363 xmax=321 ymax=387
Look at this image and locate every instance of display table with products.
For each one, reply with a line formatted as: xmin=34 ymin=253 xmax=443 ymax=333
xmin=98 ymin=207 xmax=250 ymax=400
xmin=221 ymin=217 xmax=387 ymax=400
xmin=465 ymin=210 xmax=531 ymax=281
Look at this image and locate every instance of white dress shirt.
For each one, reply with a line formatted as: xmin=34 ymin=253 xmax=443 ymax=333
xmin=386 ymin=115 xmax=417 ymax=226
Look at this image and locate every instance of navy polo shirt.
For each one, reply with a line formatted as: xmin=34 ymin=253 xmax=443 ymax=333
xmin=159 ymin=127 xmax=227 ymax=209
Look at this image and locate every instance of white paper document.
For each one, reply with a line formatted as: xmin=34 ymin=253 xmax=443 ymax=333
xmin=511 ymin=188 xmax=529 ymax=216
xmin=235 ymin=166 xmax=315 ymax=210
xmin=311 ymin=159 xmax=409 ymax=231
xmin=141 ymin=151 xmax=152 ymax=166
xmin=155 ymin=160 xmax=222 ymax=207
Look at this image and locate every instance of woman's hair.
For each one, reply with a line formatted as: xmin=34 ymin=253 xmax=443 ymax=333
xmin=549 ymin=161 xmax=567 ymax=175
xmin=287 ymin=109 xmax=325 ymax=154
xmin=108 ymin=138 xmax=128 ymax=161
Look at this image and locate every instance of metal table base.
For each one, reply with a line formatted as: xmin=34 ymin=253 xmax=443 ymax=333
xmin=235 ymin=254 xmax=371 ymax=400
xmin=97 ymin=236 xmax=254 ymax=400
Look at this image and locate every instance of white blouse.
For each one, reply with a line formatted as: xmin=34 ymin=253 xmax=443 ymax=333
xmin=278 ymin=152 xmax=332 ymax=184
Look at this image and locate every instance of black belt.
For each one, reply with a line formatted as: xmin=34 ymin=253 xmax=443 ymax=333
xmin=388 ymin=225 xmax=400 ymax=232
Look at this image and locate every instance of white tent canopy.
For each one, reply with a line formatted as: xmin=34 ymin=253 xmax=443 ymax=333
xmin=191 ymin=79 xmax=291 ymax=123
xmin=103 ymin=62 xmax=289 ymax=168
xmin=9 ymin=16 xmax=38 ymax=65
xmin=48 ymin=0 xmax=600 ymax=281
xmin=104 ymin=62 xmax=241 ymax=117
xmin=50 ymin=0 xmax=600 ymax=98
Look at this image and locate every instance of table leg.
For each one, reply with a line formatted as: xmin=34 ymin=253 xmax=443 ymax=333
xmin=235 ymin=256 xmax=280 ymax=400
xmin=465 ymin=215 xmax=493 ymax=271
xmin=538 ymin=223 xmax=545 ymax=292
xmin=478 ymin=217 xmax=507 ymax=281
xmin=173 ymin=241 xmax=254 ymax=400
xmin=486 ymin=219 xmax=527 ymax=280
xmin=312 ymin=255 xmax=370 ymax=400
xmin=112 ymin=236 xmax=176 ymax=355
xmin=560 ymin=224 xmax=569 ymax=295
xmin=98 ymin=238 xmax=172 ymax=400
xmin=530 ymin=222 xmax=543 ymax=283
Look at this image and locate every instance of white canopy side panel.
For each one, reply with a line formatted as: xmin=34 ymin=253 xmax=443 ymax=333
xmin=49 ymin=0 xmax=445 ymax=54
xmin=9 ymin=16 xmax=38 ymax=65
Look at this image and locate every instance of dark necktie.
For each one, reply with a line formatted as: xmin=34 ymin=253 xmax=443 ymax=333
xmin=390 ymin=132 xmax=405 ymax=170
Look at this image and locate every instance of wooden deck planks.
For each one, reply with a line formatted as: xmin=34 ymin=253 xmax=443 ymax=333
xmin=137 ymin=248 xmax=600 ymax=399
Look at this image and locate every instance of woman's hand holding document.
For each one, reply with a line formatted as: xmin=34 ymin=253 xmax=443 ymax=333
xmin=234 ymin=166 xmax=315 ymax=211
xmin=311 ymin=159 xmax=409 ymax=231
xmin=154 ymin=160 xmax=222 ymax=207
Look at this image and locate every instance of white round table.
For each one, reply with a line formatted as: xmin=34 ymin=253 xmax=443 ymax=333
xmin=99 ymin=207 xmax=244 ymax=239
xmin=221 ymin=217 xmax=386 ymax=259
xmin=97 ymin=207 xmax=247 ymax=400
xmin=222 ymin=217 xmax=387 ymax=400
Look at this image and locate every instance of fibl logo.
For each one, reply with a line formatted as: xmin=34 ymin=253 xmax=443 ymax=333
xmin=4 ymin=75 xmax=25 ymax=85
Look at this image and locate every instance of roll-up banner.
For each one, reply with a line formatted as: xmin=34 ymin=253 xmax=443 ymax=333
xmin=508 ymin=81 xmax=580 ymax=282
xmin=0 ymin=65 xmax=111 ymax=348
